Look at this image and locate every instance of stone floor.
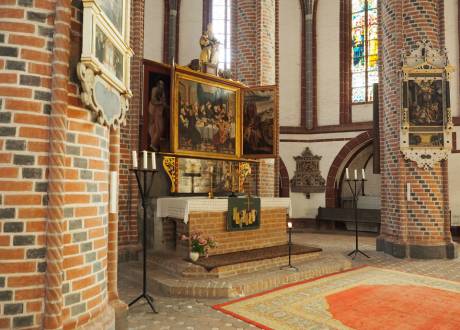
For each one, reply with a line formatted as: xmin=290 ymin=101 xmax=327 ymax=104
xmin=118 ymin=232 xmax=460 ymax=330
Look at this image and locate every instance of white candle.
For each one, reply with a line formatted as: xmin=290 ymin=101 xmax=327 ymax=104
xmin=132 ymin=151 xmax=137 ymax=168
xmin=362 ymin=169 xmax=366 ymax=180
xmin=345 ymin=168 xmax=350 ymax=180
xmin=407 ymin=183 xmax=411 ymax=201
xmin=354 ymin=169 xmax=358 ymax=180
xmin=151 ymin=152 xmax=156 ymax=170
xmin=210 ymin=166 xmax=214 ymax=174
xmin=142 ymin=150 xmax=148 ymax=169
xmin=287 ymin=222 xmax=292 ymax=229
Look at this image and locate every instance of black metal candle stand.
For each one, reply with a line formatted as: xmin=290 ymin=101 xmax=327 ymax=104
xmin=280 ymin=226 xmax=298 ymax=271
xmin=128 ymin=168 xmax=158 ymax=313
xmin=346 ymin=178 xmax=370 ymax=260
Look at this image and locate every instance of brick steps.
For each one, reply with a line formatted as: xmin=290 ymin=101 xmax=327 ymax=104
xmin=150 ymin=249 xmax=322 ymax=278
xmin=136 ymin=253 xmax=351 ymax=298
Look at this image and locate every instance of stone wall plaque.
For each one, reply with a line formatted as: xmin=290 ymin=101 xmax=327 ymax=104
xmin=290 ymin=147 xmax=325 ymax=198
xmin=77 ymin=0 xmax=133 ymax=128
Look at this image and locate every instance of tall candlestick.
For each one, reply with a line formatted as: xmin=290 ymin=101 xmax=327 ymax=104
xmin=132 ymin=151 xmax=138 ymax=168
xmin=354 ymin=169 xmax=358 ymax=180
xmin=142 ymin=150 xmax=148 ymax=169
xmin=151 ymin=152 xmax=156 ymax=170
xmin=362 ymin=168 xmax=366 ymax=180
xmin=346 ymin=168 xmax=350 ymax=180
xmin=407 ymin=183 xmax=411 ymax=201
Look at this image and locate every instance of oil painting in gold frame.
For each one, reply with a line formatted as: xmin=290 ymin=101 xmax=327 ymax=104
xmin=171 ymin=67 xmax=242 ymax=160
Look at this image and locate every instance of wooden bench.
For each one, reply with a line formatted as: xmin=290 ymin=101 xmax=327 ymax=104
xmin=316 ymin=207 xmax=381 ymax=232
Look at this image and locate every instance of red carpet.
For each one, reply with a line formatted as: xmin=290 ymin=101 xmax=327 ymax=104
xmin=213 ymin=267 xmax=460 ymax=330
xmin=327 ymin=285 xmax=460 ymax=330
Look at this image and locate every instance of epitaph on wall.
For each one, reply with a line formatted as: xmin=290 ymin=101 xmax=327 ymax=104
xmin=401 ymin=40 xmax=454 ymax=169
xmin=290 ymin=147 xmax=325 ymax=198
xmin=77 ymin=0 xmax=133 ymax=127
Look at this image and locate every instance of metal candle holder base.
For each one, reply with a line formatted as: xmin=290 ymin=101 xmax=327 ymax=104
xmin=280 ymin=226 xmax=298 ymax=272
xmin=128 ymin=168 xmax=158 ymax=313
xmin=346 ymin=178 xmax=370 ymax=260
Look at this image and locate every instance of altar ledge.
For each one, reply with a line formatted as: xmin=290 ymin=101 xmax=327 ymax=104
xmin=156 ymin=197 xmax=292 ymax=223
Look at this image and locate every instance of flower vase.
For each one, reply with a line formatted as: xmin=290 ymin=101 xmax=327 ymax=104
xmin=189 ymin=251 xmax=199 ymax=262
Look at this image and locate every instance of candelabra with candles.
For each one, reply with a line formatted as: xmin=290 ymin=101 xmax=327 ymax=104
xmin=128 ymin=150 xmax=158 ymax=313
xmin=345 ymin=168 xmax=370 ymax=260
xmin=280 ymin=221 xmax=298 ymax=271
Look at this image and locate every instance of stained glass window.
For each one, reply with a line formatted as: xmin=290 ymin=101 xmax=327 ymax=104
xmin=352 ymin=0 xmax=378 ymax=103
xmin=212 ymin=0 xmax=232 ymax=71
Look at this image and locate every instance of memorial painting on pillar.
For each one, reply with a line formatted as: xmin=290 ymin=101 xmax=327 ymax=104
xmin=171 ymin=66 xmax=243 ymax=160
xmin=242 ymin=86 xmax=277 ymax=158
xmin=400 ymin=40 xmax=454 ymax=169
xmin=142 ymin=60 xmax=172 ymax=152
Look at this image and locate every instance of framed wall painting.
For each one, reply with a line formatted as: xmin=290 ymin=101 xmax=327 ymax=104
xmin=176 ymin=158 xmax=239 ymax=194
xmin=171 ymin=66 xmax=243 ymax=160
xmin=141 ymin=60 xmax=172 ymax=152
xmin=242 ymin=86 xmax=278 ymax=158
xmin=77 ymin=0 xmax=133 ymax=127
xmin=400 ymin=41 xmax=454 ymax=169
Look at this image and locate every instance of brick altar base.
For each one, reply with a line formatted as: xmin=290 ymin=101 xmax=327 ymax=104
xmin=376 ymin=237 xmax=458 ymax=259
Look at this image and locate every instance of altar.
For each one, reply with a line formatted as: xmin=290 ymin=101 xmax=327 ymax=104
xmin=157 ymin=197 xmax=292 ymax=257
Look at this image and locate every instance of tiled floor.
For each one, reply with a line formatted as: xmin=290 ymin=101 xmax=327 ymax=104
xmin=119 ymin=232 xmax=460 ymax=330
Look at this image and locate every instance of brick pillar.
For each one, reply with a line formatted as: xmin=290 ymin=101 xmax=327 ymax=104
xmin=376 ymin=0 xmax=457 ymax=259
xmin=118 ymin=0 xmax=144 ymax=260
xmin=108 ymin=128 xmax=128 ymax=329
xmin=233 ymin=0 xmax=279 ymax=197
xmin=44 ymin=1 xmax=71 ymax=328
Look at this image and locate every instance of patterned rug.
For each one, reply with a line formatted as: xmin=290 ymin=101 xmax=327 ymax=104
xmin=213 ymin=266 xmax=460 ymax=330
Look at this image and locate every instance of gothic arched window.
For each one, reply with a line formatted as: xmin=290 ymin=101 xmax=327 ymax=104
xmin=211 ymin=0 xmax=232 ymax=71
xmin=351 ymin=0 xmax=378 ymax=103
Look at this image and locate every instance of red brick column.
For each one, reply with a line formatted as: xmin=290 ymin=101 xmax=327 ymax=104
xmin=118 ymin=0 xmax=145 ymax=260
xmin=108 ymin=128 xmax=128 ymax=327
xmin=377 ymin=0 xmax=456 ymax=259
xmin=44 ymin=1 xmax=71 ymax=328
xmin=232 ymin=0 xmax=279 ymax=197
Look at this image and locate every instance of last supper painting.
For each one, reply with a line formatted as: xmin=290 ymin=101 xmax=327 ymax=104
xmin=172 ymin=70 xmax=241 ymax=159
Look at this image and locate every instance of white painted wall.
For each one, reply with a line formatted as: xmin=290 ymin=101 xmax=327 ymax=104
xmin=449 ymin=127 xmax=460 ymax=226
xmin=352 ymin=103 xmax=373 ymax=122
xmin=144 ymin=0 xmax=164 ymax=62
xmin=178 ymin=0 xmax=203 ymax=66
xmin=280 ymin=132 xmax=361 ymax=218
xmin=279 ymin=0 xmax=302 ymax=126
xmin=445 ymin=0 xmax=459 ymax=118
xmin=316 ymin=0 xmax=340 ymax=126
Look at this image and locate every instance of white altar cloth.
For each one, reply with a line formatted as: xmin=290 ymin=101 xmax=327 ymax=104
xmin=156 ymin=197 xmax=292 ymax=224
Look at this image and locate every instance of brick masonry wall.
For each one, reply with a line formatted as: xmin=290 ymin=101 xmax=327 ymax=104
xmin=232 ymin=0 xmax=278 ymax=198
xmin=0 ymin=0 xmax=115 ymax=328
xmin=117 ymin=0 xmax=145 ymax=254
xmin=170 ymin=208 xmax=287 ymax=257
xmin=378 ymin=0 xmax=453 ymax=255
xmin=0 ymin=1 xmax=56 ymax=328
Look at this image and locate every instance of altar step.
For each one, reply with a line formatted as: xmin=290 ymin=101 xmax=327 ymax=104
xmin=150 ymin=244 xmax=322 ymax=279
xmin=139 ymin=252 xmax=351 ymax=298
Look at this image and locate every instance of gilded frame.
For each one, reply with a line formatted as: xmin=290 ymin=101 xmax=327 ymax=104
xmin=242 ymin=85 xmax=278 ymax=158
xmin=171 ymin=66 xmax=243 ymax=160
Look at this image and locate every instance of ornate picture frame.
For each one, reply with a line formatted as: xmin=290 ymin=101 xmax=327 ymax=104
xmin=77 ymin=0 xmax=133 ymax=127
xmin=400 ymin=41 xmax=454 ymax=169
xmin=242 ymin=85 xmax=278 ymax=158
xmin=171 ymin=66 xmax=243 ymax=160
xmin=141 ymin=60 xmax=172 ymax=152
